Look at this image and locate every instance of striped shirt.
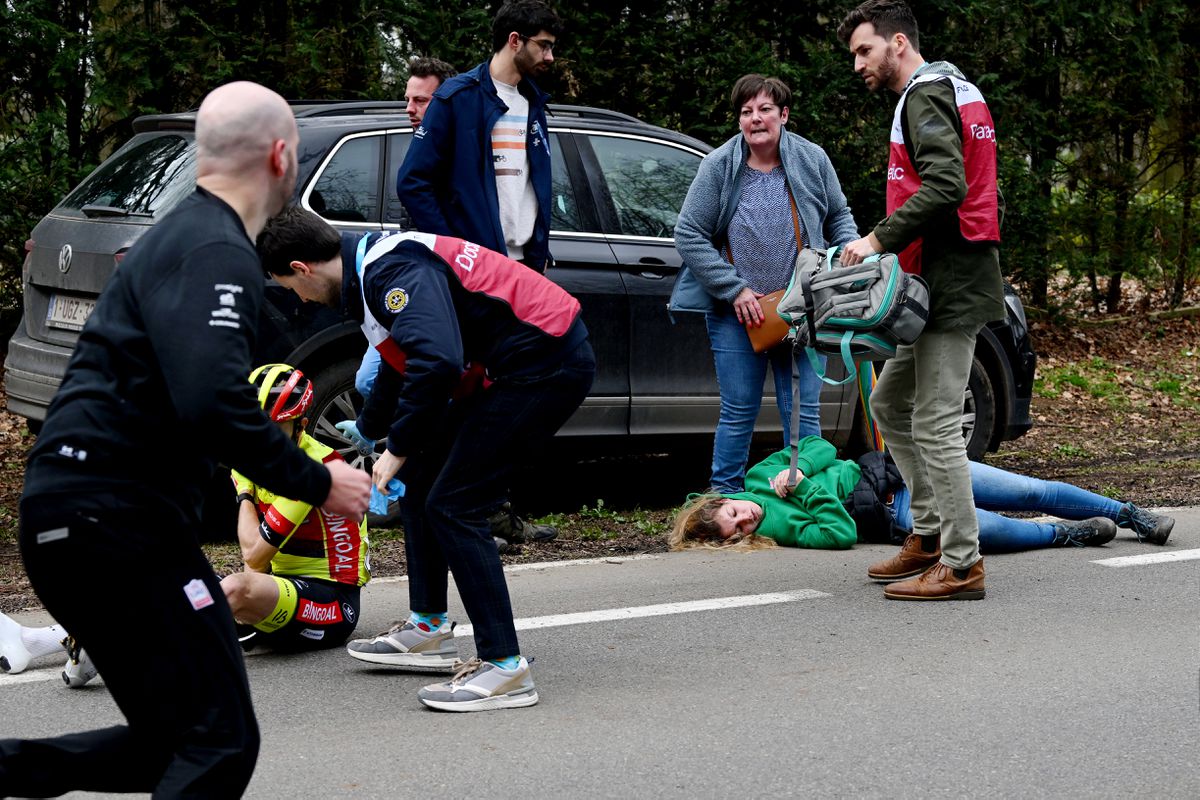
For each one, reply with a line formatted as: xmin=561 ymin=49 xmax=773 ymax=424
xmin=492 ymin=80 xmax=538 ymax=260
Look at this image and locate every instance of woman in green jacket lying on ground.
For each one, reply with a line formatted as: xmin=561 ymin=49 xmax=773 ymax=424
xmin=668 ymin=436 xmax=1174 ymax=562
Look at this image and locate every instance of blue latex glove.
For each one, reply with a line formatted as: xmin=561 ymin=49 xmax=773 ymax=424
xmin=369 ymin=478 xmax=406 ymax=515
xmin=335 ymin=420 xmax=375 ymax=456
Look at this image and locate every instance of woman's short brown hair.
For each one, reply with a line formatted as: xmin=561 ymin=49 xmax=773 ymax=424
xmin=730 ymin=74 xmax=792 ymax=116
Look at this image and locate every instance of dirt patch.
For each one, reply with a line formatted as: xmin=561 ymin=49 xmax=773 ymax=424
xmin=2 ymin=311 xmax=1198 ymax=614
xmin=988 ymin=312 xmax=1200 ymax=506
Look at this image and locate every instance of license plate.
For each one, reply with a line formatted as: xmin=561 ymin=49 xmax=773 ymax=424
xmin=46 ymin=294 xmax=97 ymax=331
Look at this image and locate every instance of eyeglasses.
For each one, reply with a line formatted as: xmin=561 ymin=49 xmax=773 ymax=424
xmin=519 ymin=34 xmax=557 ymax=53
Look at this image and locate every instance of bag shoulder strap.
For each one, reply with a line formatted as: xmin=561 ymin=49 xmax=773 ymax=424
xmin=724 ymin=182 xmax=805 ymax=265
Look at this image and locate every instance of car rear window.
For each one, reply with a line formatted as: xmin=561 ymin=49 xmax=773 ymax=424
xmin=59 ymin=133 xmax=197 ymax=217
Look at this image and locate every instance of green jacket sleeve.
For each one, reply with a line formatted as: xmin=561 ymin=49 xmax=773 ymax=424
xmin=791 ymin=435 xmax=839 ymax=479
xmin=872 ymin=79 xmax=966 ymax=253
xmin=772 ymin=479 xmax=857 ymax=550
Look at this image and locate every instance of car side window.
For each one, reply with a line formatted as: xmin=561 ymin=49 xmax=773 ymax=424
xmin=588 ymin=135 xmax=702 ymax=239
xmin=309 ymin=134 xmax=382 ymax=223
xmin=384 ymin=133 xmax=412 ymax=226
xmin=549 ymin=132 xmax=583 ymax=232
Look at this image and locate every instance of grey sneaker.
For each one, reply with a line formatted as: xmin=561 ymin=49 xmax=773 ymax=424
xmin=61 ymin=636 xmax=98 ymax=688
xmin=418 ymin=657 xmax=539 ymax=712
xmin=346 ymin=620 xmax=460 ymax=672
xmin=1116 ymin=503 xmax=1174 ymax=545
xmin=488 ymin=503 xmax=558 ymax=546
xmin=1052 ymin=517 xmax=1118 ymax=547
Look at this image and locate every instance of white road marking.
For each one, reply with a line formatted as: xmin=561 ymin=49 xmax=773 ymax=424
xmin=1091 ymin=549 xmax=1200 ymax=567
xmin=0 ymin=669 xmax=60 ymax=686
xmin=3 ymin=586 xmax=827 ymax=689
xmin=371 ymin=553 xmax=662 ymax=584
xmin=454 ymin=589 xmax=830 ymax=638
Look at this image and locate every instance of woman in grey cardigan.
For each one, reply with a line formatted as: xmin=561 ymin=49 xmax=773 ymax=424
xmin=671 ymin=74 xmax=859 ymax=493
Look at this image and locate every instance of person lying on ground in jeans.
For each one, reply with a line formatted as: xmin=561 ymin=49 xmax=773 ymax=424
xmin=256 ymin=207 xmax=594 ymax=712
xmin=222 ymin=364 xmax=370 ymax=652
xmin=668 ymin=436 xmax=1174 ymax=563
xmin=671 ymin=73 xmax=858 ymax=495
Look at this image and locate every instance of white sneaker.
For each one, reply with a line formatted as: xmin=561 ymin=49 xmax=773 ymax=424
xmin=417 ymin=657 xmax=538 ymax=712
xmin=61 ymin=636 xmax=98 ymax=688
xmin=0 ymin=613 xmax=33 ymax=674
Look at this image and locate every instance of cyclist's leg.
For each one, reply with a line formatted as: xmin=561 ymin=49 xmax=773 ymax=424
xmin=243 ymin=577 xmax=359 ymax=651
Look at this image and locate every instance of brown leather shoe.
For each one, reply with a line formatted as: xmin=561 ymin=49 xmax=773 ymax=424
xmin=883 ymin=559 xmax=986 ymax=601
xmin=867 ymin=533 xmax=940 ymax=581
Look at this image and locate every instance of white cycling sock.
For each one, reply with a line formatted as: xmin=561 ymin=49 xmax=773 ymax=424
xmin=22 ymin=624 xmax=67 ymax=659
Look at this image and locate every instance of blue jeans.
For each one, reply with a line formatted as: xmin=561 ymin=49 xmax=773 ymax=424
xmin=891 ymin=461 xmax=1126 ymax=553
xmin=706 ymin=306 xmax=822 ymax=493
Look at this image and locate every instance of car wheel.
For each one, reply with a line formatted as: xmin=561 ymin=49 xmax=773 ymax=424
xmin=307 ymin=359 xmax=372 ymax=469
xmin=963 ymin=356 xmax=996 ymax=461
xmin=306 ymin=358 xmax=405 ymax=528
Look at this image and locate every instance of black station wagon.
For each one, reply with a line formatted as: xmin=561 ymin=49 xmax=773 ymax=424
xmin=5 ymin=101 xmax=1035 ymax=473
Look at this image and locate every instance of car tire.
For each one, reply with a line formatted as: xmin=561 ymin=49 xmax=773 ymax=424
xmin=963 ymin=356 xmax=996 ymax=462
xmin=305 ymin=357 xmax=406 ymax=529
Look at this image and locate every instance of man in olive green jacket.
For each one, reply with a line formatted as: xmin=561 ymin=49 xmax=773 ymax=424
xmin=837 ymin=0 xmax=1004 ymax=600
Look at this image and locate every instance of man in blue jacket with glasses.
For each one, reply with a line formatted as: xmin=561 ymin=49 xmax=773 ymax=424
xmin=397 ymin=0 xmax=561 ymax=274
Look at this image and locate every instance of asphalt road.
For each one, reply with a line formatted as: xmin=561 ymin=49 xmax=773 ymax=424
xmin=2 ymin=507 xmax=1197 ymax=799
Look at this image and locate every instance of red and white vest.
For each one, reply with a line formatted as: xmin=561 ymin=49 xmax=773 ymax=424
xmin=355 ymin=231 xmax=581 ymax=396
xmin=886 ymin=71 xmax=1000 ymax=274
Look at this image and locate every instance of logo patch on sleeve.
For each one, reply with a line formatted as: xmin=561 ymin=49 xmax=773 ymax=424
xmin=385 ymin=288 xmax=409 ymax=313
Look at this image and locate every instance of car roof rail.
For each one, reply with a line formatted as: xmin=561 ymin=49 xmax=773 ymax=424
xmin=290 ymin=100 xmax=408 ymax=118
xmin=546 ymin=104 xmax=645 ymax=124
xmin=130 ymin=101 xmax=640 ymax=133
xmin=132 ymin=112 xmax=197 ymax=133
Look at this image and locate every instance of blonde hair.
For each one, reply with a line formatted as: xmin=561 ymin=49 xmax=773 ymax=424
xmin=667 ymin=494 xmax=778 ymax=552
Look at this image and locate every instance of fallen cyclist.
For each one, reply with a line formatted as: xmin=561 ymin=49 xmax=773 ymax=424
xmin=223 ymin=363 xmax=371 ymax=651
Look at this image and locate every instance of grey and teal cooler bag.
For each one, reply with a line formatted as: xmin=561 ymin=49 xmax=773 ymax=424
xmin=778 ymin=246 xmax=930 ymax=384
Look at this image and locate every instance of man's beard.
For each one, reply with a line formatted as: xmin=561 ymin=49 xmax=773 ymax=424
xmin=871 ymin=47 xmax=899 ymax=93
xmin=516 ymin=45 xmax=547 ymax=78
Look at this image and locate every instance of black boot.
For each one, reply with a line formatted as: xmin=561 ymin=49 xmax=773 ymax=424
xmin=488 ymin=502 xmax=558 ymax=546
xmin=1051 ymin=517 xmax=1117 ymax=547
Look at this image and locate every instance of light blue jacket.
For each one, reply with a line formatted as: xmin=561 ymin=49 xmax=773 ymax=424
xmin=670 ymin=130 xmax=859 ymax=313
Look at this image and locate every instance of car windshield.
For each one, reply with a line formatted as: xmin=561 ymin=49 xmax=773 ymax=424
xmin=59 ymin=133 xmax=197 ymax=218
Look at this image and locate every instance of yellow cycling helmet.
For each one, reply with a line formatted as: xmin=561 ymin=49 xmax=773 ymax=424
xmin=249 ymin=363 xmax=314 ymax=423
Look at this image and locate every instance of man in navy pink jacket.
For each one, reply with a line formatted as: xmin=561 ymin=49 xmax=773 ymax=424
xmin=257 ymin=207 xmax=594 ymax=712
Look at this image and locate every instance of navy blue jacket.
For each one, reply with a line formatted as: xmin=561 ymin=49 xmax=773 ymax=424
xmin=395 ymin=61 xmax=553 ymax=269
xmin=341 ymin=232 xmax=586 ymax=457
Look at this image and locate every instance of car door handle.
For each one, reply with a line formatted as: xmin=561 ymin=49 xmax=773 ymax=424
xmin=638 ymin=256 xmax=667 ymax=279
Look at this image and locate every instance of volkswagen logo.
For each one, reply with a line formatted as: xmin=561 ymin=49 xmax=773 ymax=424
xmin=58 ymin=244 xmax=73 ymax=274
